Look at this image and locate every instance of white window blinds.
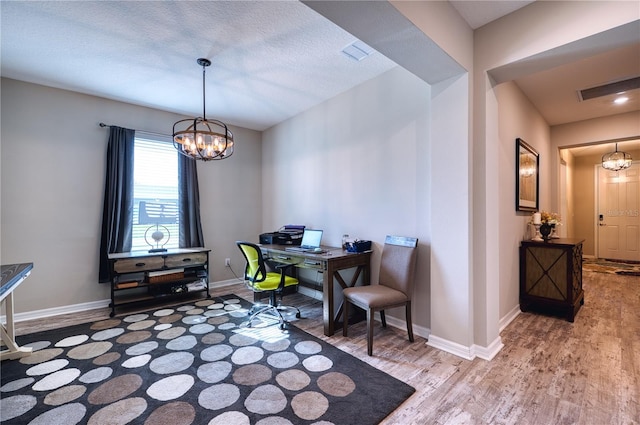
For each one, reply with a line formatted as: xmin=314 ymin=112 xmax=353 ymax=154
xmin=132 ymin=136 xmax=179 ymax=251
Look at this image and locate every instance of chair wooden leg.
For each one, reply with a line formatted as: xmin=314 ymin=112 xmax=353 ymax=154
xmin=343 ymin=299 xmax=350 ymax=337
xmin=367 ymin=308 xmax=374 ymax=356
xmin=406 ymin=301 xmax=414 ymax=342
xmin=380 ymin=310 xmax=386 ymax=328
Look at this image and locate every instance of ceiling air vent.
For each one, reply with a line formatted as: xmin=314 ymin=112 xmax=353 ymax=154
xmin=341 ymin=40 xmax=375 ymax=62
xmin=578 ymin=76 xmax=640 ymax=101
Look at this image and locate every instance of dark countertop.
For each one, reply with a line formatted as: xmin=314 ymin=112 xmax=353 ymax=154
xmin=522 ymin=238 xmax=585 ymax=247
xmin=1 ymin=263 xmax=33 ymax=299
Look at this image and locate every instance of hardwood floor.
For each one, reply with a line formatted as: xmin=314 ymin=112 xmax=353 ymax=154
xmin=7 ymin=270 xmax=639 ymax=424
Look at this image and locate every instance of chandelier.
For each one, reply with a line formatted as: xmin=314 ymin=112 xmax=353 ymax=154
xmin=601 ymin=143 xmax=632 ymax=171
xmin=173 ymin=58 xmax=234 ymax=161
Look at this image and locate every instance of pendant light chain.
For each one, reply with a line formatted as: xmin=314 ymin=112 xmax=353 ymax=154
xmin=201 ymin=61 xmax=207 ymax=119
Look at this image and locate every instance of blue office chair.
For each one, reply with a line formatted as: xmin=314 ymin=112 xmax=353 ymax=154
xmin=236 ymin=241 xmax=301 ymax=329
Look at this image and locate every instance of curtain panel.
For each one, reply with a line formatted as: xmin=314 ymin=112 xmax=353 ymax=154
xmin=178 ymin=155 xmax=205 ymax=248
xmin=98 ymin=126 xmax=135 ymax=283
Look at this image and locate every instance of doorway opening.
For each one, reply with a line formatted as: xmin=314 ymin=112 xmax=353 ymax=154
xmin=559 ymin=138 xmax=640 ymax=261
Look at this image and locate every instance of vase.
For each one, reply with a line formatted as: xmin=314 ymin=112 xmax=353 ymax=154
xmin=539 ymin=223 xmax=552 ymax=240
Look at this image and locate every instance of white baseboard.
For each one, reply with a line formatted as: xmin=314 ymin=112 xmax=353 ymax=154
xmin=297 ymin=285 xmax=322 ymax=301
xmin=499 ymin=304 xmax=521 ymax=333
xmin=427 ymin=333 xmax=505 ymax=361
xmin=209 ymin=278 xmax=244 ymax=289
xmin=2 ymin=299 xmax=111 ymax=325
xmin=472 ymin=337 xmax=504 ymax=361
xmin=427 ymin=335 xmax=475 ymax=360
xmin=2 ymin=279 xmax=246 ymax=325
xmin=377 ymin=312 xmax=430 ymax=340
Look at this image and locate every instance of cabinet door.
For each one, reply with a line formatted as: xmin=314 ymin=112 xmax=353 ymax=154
xmin=113 ymin=256 xmax=164 ymax=274
xmin=164 ymin=252 xmax=208 ymax=269
xmin=524 ymin=246 xmax=568 ymax=301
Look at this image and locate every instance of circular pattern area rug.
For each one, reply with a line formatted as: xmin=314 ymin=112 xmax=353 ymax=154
xmin=0 ymin=295 xmax=414 ymax=424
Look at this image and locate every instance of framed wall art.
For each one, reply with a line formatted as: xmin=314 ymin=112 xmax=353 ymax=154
xmin=516 ymin=137 xmax=539 ymax=212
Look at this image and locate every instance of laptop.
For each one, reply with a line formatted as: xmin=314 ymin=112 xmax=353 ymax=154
xmin=285 ymin=229 xmax=323 ymax=252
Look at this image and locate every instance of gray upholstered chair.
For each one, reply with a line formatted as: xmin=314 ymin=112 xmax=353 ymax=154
xmin=342 ymin=235 xmax=418 ymax=356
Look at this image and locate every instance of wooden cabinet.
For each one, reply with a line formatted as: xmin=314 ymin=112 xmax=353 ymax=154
xmin=108 ymin=248 xmax=210 ymax=317
xmin=519 ymin=238 xmax=584 ymax=322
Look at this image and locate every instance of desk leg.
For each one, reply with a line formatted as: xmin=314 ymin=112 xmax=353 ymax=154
xmin=323 ymin=266 xmax=333 ymax=336
xmin=1 ymin=292 xmax=32 ymax=360
xmin=322 ymin=263 xmax=370 ymax=337
xmin=333 ymin=266 xmax=365 ymax=326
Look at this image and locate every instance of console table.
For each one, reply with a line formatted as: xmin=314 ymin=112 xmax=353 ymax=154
xmin=259 ymin=244 xmax=371 ymax=336
xmin=108 ymin=248 xmax=210 ymax=317
xmin=519 ymin=238 xmax=585 ymax=322
xmin=1 ymin=263 xmax=34 ymax=360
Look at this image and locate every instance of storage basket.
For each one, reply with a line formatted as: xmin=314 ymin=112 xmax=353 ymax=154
xmin=147 ymin=271 xmax=184 ymax=284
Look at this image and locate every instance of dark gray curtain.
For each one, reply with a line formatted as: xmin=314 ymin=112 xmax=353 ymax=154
xmin=98 ymin=126 xmax=135 ymax=283
xmin=178 ymin=155 xmax=205 ymax=248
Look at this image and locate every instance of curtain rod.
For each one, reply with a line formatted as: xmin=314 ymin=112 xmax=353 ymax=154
xmin=99 ymin=122 xmax=172 ymax=139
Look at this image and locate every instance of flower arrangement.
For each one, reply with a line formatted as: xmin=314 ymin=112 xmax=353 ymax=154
xmin=531 ymin=211 xmax=561 ymax=226
xmin=540 ymin=211 xmax=561 ymax=225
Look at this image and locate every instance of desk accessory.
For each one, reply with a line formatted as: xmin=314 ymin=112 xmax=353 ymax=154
xmin=345 ymin=240 xmax=372 ymax=253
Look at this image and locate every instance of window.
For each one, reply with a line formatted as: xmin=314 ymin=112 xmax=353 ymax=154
xmin=132 ymin=135 xmax=179 ymax=251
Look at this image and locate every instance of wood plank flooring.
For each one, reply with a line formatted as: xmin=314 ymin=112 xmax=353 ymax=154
xmin=6 ymin=270 xmax=639 ymax=424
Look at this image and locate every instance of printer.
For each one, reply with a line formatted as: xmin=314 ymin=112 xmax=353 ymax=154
xmin=259 ymin=225 xmax=304 ymax=245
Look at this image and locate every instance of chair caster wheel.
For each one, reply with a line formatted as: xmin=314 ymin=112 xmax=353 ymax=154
xmin=279 ymin=323 xmax=286 ymax=330
xmin=295 ymin=312 xmax=301 ymax=319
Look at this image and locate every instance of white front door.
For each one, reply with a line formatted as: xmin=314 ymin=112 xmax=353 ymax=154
xmin=597 ymin=162 xmax=640 ymax=261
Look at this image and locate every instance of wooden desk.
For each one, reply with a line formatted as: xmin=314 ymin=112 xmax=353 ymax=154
xmin=259 ymin=244 xmax=372 ymax=336
xmin=1 ymin=263 xmax=34 ymax=360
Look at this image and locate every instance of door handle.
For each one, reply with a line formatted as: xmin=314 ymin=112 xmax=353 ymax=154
xmin=599 ymin=223 xmax=607 ymax=226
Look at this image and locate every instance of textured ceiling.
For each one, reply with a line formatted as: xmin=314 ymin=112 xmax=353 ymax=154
xmin=0 ymin=1 xmax=398 ymax=131
xmin=1 ymin=1 xmax=637 ymax=136
xmin=0 ymin=1 xmax=532 ymax=132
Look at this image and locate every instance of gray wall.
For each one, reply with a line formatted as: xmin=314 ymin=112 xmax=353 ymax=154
xmin=1 ymin=78 xmax=261 ymax=314
xmin=494 ymin=80 xmax=551 ymax=323
xmin=262 ymin=66 xmax=432 ymax=331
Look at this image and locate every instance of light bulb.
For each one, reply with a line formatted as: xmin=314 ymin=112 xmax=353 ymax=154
xmin=614 ymin=96 xmax=629 ymax=105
